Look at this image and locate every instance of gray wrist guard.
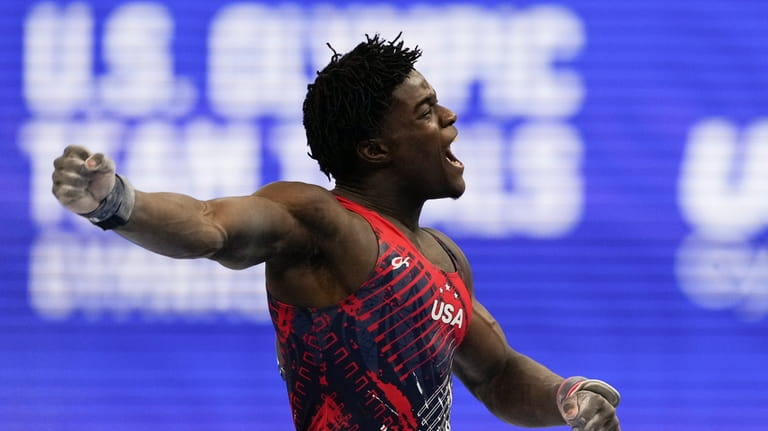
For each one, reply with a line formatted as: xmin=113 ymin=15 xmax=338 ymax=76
xmin=79 ymin=173 xmax=136 ymax=230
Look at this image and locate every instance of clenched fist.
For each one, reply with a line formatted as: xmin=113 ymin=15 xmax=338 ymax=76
xmin=52 ymin=145 xmax=116 ymax=214
xmin=557 ymin=377 xmax=621 ymax=431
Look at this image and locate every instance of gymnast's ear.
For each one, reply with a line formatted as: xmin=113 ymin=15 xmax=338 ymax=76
xmin=356 ymin=138 xmax=391 ymax=165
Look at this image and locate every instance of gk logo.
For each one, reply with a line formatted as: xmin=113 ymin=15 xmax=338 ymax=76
xmin=391 ymin=256 xmax=411 ymax=270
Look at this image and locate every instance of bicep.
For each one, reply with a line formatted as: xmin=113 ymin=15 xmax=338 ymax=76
xmin=206 ymin=192 xmax=307 ymax=269
xmin=453 ymin=298 xmax=515 ymax=388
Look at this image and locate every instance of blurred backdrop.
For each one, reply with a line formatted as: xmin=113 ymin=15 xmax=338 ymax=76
xmin=1 ymin=0 xmax=767 ymax=430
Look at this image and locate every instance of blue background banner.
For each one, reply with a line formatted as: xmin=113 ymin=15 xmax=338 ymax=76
xmin=2 ymin=1 xmax=767 ymax=430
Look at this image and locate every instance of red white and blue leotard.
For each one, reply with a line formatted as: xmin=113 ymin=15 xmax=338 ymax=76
xmin=268 ymin=196 xmax=473 ymax=431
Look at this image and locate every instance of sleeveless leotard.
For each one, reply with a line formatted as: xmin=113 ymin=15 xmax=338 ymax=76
xmin=268 ymin=196 xmax=472 ymax=431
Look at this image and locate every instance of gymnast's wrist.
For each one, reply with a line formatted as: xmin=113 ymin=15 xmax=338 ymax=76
xmin=79 ymin=173 xmax=136 ymax=230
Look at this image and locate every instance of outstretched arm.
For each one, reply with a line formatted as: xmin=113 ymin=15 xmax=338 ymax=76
xmin=454 ymin=303 xmax=621 ymax=430
xmin=426 ymin=229 xmax=620 ymax=429
xmin=52 ymin=145 xmax=309 ymax=269
xmin=453 ymin=298 xmax=565 ymax=427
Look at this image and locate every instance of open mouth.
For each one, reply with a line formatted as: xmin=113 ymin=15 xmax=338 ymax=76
xmin=446 ymin=147 xmax=463 ymax=168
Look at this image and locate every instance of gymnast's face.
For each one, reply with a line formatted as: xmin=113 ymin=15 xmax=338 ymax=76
xmin=376 ymin=70 xmax=465 ymax=200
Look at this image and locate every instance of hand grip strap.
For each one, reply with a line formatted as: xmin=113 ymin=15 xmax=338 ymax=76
xmin=79 ymin=174 xmax=136 ymax=230
xmin=557 ymin=376 xmax=621 ymax=412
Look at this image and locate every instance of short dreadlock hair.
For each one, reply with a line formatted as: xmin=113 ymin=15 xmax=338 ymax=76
xmin=303 ymin=33 xmax=422 ymax=180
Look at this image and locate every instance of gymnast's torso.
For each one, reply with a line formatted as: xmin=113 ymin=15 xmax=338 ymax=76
xmin=268 ymin=196 xmax=473 ymax=431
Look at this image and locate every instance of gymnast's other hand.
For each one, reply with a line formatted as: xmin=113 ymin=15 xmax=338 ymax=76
xmin=557 ymin=377 xmax=621 ymax=431
xmin=52 ymin=145 xmax=117 ymax=214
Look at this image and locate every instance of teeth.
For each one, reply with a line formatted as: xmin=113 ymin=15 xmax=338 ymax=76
xmin=446 ymin=146 xmax=463 ymax=168
xmin=446 ymin=157 xmax=463 ymax=167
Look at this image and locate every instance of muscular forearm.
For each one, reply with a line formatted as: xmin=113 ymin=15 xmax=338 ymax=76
xmin=470 ymin=350 xmax=564 ymax=427
xmin=53 ymin=146 xmax=229 ymax=261
xmin=116 ymin=190 xmax=226 ymax=260
xmin=454 ymin=299 xmax=566 ymax=427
